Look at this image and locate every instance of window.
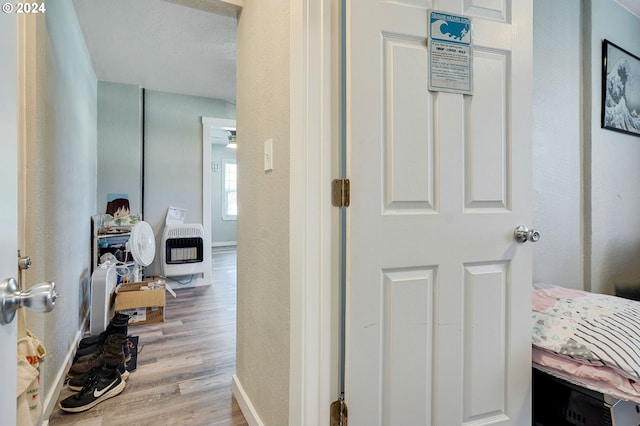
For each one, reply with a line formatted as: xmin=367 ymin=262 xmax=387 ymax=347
xmin=222 ymin=160 xmax=237 ymax=220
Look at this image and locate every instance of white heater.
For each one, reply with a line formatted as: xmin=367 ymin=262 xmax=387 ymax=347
xmin=89 ymin=263 xmax=119 ymax=336
xmin=161 ymin=223 xmax=206 ymax=277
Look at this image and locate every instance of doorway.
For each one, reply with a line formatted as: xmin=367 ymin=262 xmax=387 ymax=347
xmin=204 ymin=118 xmax=238 ymax=250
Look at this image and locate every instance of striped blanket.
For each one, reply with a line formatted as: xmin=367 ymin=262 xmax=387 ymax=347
xmin=532 ymin=284 xmax=640 ymax=401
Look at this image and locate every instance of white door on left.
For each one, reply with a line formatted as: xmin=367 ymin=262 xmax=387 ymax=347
xmin=0 ymin=11 xmax=20 ymax=426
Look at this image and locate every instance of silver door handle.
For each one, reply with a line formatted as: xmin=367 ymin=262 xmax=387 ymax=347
xmin=514 ymin=225 xmax=540 ymax=244
xmin=0 ymin=277 xmax=59 ymax=325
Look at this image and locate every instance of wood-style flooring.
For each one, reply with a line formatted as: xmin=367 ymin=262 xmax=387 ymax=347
xmin=48 ymin=246 xmax=247 ymax=426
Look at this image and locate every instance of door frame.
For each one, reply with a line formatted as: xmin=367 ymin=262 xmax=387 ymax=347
xmin=0 ymin=11 xmax=19 ymax=425
xmin=289 ymin=0 xmax=337 ymax=425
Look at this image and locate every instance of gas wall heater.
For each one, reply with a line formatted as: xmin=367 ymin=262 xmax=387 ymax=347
xmin=161 ymin=223 xmax=206 ymax=277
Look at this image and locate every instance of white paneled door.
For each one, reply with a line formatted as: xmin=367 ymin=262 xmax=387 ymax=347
xmin=345 ymin=0 xmax=533 ymax=425
xmin=0 ymin=12 xmax=19 ymax=426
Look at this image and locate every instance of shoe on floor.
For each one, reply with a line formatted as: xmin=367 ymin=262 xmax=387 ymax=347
xmin=69 ymin=334 xmax=126 ymax=377
xmin=59 ymin=364 xmax=125 ymax=413
xmin=78 ymin=313 xmax=129 ymax=349
xmin=67 ymin=360 xmax=130 ymax=392
xmin=74 ymin=334 xmax=131 ymax=363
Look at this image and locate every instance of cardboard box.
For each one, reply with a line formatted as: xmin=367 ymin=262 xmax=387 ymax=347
xmin=115 ymin=281 xmax=166 ymax=325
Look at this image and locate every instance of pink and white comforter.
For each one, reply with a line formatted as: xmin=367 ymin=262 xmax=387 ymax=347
xmin=532 ymin=284 xmax=640 ymax=402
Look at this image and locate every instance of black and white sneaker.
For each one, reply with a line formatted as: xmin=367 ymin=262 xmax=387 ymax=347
xmin=67 ymin=361 xmax=130 ymax=392
xmin=59 ymin=364 xmax=125 ymax=413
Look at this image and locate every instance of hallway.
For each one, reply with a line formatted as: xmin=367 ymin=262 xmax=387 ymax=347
xmin=48 ymin=246 xmax=246 ymax=425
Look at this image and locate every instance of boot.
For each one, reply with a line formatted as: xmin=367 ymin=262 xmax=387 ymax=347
xmin=74 ymin=333 xmax=130 ymax=363
xmin=79 ymin=313 xmax=129 ymax=349
xmin=69 ymin=334 xmax=126 ymax=377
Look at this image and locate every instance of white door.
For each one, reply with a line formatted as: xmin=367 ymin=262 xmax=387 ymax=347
xmin=345 ymin=1 xmax=533 ymax=425
xmin=0 ymin=12 xmax=19 ymax=426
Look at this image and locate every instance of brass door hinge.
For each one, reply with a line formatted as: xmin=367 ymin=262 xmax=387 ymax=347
xmin=330 ymin=396 xmax=348 ymax=426
xmin=332 ymin=179 xmax=350 ymax=207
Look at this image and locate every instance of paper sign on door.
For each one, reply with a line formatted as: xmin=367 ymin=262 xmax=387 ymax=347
xmin=428 ymin=10 xmax=473 ymax=95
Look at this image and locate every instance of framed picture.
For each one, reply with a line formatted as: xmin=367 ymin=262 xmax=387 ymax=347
xmin=602 ymin=39 xmax=640 ymax=136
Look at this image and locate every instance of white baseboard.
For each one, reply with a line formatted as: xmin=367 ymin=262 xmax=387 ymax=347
xmin=42 ymin=313 xmax=89 ymax=423
xmin=162 ymin=274 xmax=211 ymax=288
xmin=211 ymin=241 xmax=237 ymax=247
xmin=232 ymin=374 xmax=264 ymax=426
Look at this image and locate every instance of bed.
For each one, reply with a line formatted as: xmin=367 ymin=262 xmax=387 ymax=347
xmin=532 ymin=284 xmax=640 ymax=425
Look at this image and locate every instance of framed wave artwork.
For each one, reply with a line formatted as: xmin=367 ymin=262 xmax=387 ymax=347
xmin=602 ymin=39 xmax=640 ymax=137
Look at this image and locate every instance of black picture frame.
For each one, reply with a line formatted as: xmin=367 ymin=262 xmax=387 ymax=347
xmin=601 ymin=39 xmax=640 ymax=136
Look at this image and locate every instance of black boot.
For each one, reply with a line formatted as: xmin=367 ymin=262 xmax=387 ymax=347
xmin=73 ymin=333 xmax=131 ymax=362
xmin=79 ymin=313 xmax=129 ymax=349
xmin=74 ymin=333 xmax=131 ymax=363
xmin=70 ymin=334 xmax=127 ymax=377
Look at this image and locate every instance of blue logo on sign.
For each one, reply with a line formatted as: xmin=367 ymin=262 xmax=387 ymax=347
xmin=430 ymin=12 xmax=471 ymax=45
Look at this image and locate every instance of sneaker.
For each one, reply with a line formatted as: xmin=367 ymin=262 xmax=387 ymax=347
xmin=68 ymin=360 xmax=130 ymax=392
xmin=59 ymin=364 xmax=125 ymax=413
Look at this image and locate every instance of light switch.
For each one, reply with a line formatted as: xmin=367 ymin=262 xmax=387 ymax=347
xmin=264 ymin=138 xmax=273 ymax=172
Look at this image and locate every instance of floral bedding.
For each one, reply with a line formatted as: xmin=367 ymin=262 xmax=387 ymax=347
xmin=532 ymin=284 xmax=640 ymax=402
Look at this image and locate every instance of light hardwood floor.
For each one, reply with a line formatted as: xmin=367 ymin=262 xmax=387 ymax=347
xmin=48 ymin=246 xmax=248 ymax=426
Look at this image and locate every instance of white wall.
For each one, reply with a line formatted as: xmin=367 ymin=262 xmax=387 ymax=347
xmin=532 ymin=0 xmax=640 ymax=296
xmin=587 ymin=0 xmax=640 ymax=294
xmin=235 ymin=0 xmax=291 ymax=424
xmin=532 ymin=0 xmax=583 ymax=288
xmin=97 ymin=81 xmax=142 ymax=214
xmin=24 ymin=2 xmax=98 ymax=419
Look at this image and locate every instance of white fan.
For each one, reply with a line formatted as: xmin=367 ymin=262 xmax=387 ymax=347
xmin=126 ymin=221 xmax=156 ymax=281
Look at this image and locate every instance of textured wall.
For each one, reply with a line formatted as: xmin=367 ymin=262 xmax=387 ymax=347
xmin=97 ymin=82 xmax=142 ymax=214
xmin=532 ymin=0 xmax=583 ymax=288
xmin=235 ymin=0 xmax=291 ymax=423
xmin=23 ymin=2 xmax=98 ymax=419
xmin=587 ymin=0 xmax=640 ymax=294
xmin=532 ymin=0 xmax=640 ymax=295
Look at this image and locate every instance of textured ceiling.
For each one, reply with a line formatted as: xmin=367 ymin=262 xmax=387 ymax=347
xmin=614 ymin=0 xmax=640 ymax=19
xmin=72 ymin=0 xmax=638 ymax=108
xmin=72 ymin=0 xmax=238 ymax=104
